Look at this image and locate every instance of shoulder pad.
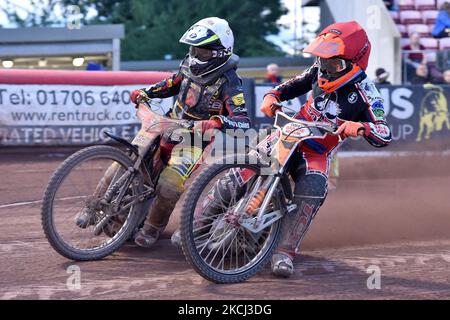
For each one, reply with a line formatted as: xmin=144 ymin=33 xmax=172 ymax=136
xmin=356 ymin=77 xmax=384 ymax=106
xmin=222 ymin=69 xmax=242 ymax=86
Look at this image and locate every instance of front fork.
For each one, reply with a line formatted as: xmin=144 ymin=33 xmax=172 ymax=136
xmin=239 ymin=173 xmax=297 ymax=234
xmin=100 ymin=156 xmax=154 ymax=217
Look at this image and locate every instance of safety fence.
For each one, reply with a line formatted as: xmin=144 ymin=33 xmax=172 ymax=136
xmin=0 ymin=70 xmax=449 ymax=151
xmin=253 ymin=83 xmax=450 ymax=152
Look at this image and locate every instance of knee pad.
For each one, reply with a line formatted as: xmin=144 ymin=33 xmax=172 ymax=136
xmin=156 ymin=168 xmax=186 ymax=199
xmin=147 ymin=169 xmax=184 ymax=229
xmin=293 ymin=172 xmax=328 ymax=203
xmin=278 ymin=172 xmax=329 ymax=255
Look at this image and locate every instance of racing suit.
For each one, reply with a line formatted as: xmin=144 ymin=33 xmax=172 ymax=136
xmin=137 ymin=54 xmax=251 ymax=234
xmin=268 ymin=63 xmax=392 ymax=257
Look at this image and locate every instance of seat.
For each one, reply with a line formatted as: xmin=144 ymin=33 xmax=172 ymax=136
xmin=428 ymin=24 xmax=437 ymax=33
xmin=401 ymin=38 xmax=411 ymax=48
xmin=425 ymin=51 xmax=437 ymax=64
xmin=439 ymin=37 xmax=450 ymax=50
xmin=421 ymin=37 xmax=439 ymax=49
xmin=397 ymin=24 xmax=409 ymax=37
xmin=400 ymin=10 xmax=424 ymax=24
xmin=422 ymin=10 xmax=439 ymax=24
xmin=390 ymin=11 xmax=401 ymax=24
xmin=399 ymin=0 xmax=416 ymax=10
xmin=407 ymin=23 xmax=432 ymax=36
xmin=415 ymin=0 xmax=437 ymax=10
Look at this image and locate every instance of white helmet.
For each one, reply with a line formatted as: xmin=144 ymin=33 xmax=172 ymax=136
xmin=180 ymin=17 xmax=235 ymax=77
xmin=180 ymin=17 xmax=234 ymax=53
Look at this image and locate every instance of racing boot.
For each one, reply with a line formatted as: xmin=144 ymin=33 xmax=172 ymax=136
xmin=135 ymin=168 xmax=185 ymax=248
xmin=134 ymin=223 xmax=162 ymax=248
xmin=75 ymin=207 xmax=97 ymax=229
xmin=271 ymin=252 xmax=294 ymax=278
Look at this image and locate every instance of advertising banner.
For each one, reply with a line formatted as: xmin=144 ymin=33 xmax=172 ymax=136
xmin=253 ymin=84 xmax=450 ymax=151
xmin=0 ymin=84 xmax=173 ymax=146
xmin=1 ymin=69 xmax=449 ymax=151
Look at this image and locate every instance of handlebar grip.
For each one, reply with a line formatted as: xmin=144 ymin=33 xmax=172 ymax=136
xmin=357 ymin=127 xmax=366 ymax=134
xmin=135 ymin=99 xmax=152 ymax=109
xmin=272 ymin=102 xmax=283 ymax=109
xmin=271 ymin=103 xmax=283 ymax=114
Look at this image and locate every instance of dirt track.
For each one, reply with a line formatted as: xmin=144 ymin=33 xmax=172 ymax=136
xmin=1 ymin=147 xmax=450 ymax=300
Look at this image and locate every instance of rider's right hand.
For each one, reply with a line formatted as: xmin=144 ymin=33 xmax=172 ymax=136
xmin=131 ymin=89 xmax=149 ymax=105
xmin=193 ymin=118 xmax=223 ymax=134
xmin=261 ymin=94 xmax=282 ymax=118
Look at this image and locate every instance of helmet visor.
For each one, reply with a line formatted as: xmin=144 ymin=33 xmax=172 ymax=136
xmin=190 ymin=46 xmax=216 ymax=62
xmin=317 ymin=57 xmax=348 ymax=74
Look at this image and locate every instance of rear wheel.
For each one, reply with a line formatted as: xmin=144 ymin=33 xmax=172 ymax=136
xmin=180 ymin=158 xmax=283 ymax=283
xmin=41 ymin=146 xmax=144 ymax=261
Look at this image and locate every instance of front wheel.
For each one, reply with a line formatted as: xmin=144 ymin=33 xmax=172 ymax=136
xmin=180 ymin=157 xmax=284 ymax=283
xmin=41 ymin=145 xmax=144 ymax=261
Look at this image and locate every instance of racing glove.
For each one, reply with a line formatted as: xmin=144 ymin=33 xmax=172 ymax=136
xmin=335 ymin=121 xmax=366 ymax=139
xmin=261 ymin=94 xmax=282 ymax=118
xmin=131 ymin=89 xmax=150 ymax=104
xmin=193 ymin=118 xmax=223 ymax=134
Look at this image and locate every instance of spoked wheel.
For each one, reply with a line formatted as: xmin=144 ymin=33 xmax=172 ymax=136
xmin=41 ymin=146 xmax=145 ymax=261
xmin=180 ymin=159 xmax=284 ymax=283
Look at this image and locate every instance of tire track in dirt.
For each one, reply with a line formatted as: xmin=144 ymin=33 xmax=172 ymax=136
xmin=1 ymin=239 xmax=450 ymax=300
xmin=1 ymin=150 xmax=450 ymax=299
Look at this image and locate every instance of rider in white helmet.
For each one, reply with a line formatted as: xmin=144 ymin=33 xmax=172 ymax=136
xmin=76 ymin=18 xmax=251 ymax=247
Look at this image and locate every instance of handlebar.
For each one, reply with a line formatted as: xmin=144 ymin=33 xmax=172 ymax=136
xmin=137 ymin=100 xmax=353 ymax=139
xmin=271 ymin=102 xmax=339 ymax=133
xmin=136 ymin=98 xmax=195 ymax=130
xmin=271 ymin=102 xmax=366 ymax=140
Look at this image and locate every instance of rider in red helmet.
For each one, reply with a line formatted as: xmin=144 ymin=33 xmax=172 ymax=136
xmin=261 ymin=21 xmax=392 ymax=277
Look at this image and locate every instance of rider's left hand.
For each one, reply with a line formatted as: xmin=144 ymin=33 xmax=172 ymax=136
xmin=335 ymin=121 xmax=366 ymax=139
xmin=261 ymin=94 xmax=281 ymax=118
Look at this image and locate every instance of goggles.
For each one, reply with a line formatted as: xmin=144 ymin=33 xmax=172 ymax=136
xmin=317 ymin=57 xmax=348 ymax=74
xmin=189 ymin=47 xmax=217 ymax=62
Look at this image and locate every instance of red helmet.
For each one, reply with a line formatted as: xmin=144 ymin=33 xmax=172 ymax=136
xmin=303 ymin=21 xmax=372 ymax=93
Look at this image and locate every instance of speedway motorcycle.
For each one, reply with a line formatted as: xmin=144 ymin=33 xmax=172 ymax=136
xmin=41 ymin=101 xmax=195 ymax=261
xmin=178 ymin=108 xmax=337 ymax=283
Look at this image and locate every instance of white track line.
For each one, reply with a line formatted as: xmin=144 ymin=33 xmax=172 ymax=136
xmin=0 ymin=200 xmax=43 ymax=209
xmin=0 ymin=196 xmax=87 ymax=209
xmin=12 ymin=169 xmax=54 ymax=174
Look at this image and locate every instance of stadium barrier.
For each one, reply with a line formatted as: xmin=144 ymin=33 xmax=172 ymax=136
xmin=254 ymin=83 xmax=450 ymax=152
xmin=0 ymin=70 xmax=171 ymax=146
xmin=0 ymin=70 xmax=449 ymax=151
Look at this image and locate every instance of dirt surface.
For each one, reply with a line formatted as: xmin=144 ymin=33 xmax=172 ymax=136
xmin=1 ymin=147 xmax=450 ymax=300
